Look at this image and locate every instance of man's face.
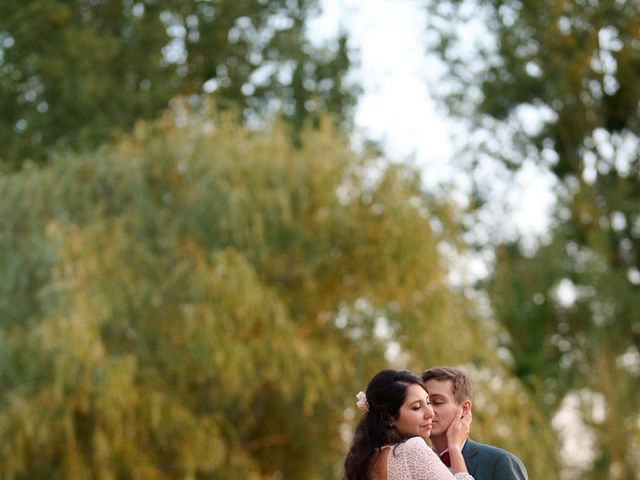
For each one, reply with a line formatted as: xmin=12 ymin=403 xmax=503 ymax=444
xmin=424 ymin=378 xmax=463 ymax=439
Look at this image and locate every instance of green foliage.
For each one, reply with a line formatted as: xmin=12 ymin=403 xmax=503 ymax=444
xmin=427 ymin=0 xmax=640 ymax=477
xmin=0 ymin=0 xmax=357 ymax=168
xmin=0 ymin=107 xmax=496 ymax=478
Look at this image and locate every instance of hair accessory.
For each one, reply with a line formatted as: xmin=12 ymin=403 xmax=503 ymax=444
xmin=355 ymin=391 xmax=369 ymax=412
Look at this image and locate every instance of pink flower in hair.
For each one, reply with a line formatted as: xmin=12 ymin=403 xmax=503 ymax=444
xmin=355 ymin=391 xmax=369 ymax=412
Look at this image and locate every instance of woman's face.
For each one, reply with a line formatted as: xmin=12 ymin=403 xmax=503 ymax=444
xmin=392 ymin=383 xmax=434 ymax=437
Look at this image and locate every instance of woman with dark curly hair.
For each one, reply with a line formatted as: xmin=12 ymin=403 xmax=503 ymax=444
xmin=344 ymin=369 xmax=473 ymax=480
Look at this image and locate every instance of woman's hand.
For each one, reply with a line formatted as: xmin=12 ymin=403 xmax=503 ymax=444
xmin=446 ymin=408 xmax=472 ymax=474
xmin=445 ymin=407 xmax=471 ymax=449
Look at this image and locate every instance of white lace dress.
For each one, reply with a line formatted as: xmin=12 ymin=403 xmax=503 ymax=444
xmin=384 ymin=437 xmax=474 ymax=480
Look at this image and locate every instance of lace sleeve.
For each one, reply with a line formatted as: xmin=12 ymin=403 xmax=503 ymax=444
xmin=389 ymin=437 xmax=474 ymax=480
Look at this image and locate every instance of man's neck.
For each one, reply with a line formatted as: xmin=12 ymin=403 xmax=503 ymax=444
xmin=430 ymin=435 xmax=449 ymax=454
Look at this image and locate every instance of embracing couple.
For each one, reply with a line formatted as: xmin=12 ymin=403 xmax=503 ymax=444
xmin=343 ymin=367 xmax=528 ymax=480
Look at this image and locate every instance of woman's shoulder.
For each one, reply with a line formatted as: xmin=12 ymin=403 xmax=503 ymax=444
xmin=398 ymin=436 xmax=429 ymax=451
xmin=387 ymin=437 xmax=445 ymax=479
xmin=389 ymin=436 xmax=432 ymax=460
xmin=405 ymin=436 xmax=427 ymax=446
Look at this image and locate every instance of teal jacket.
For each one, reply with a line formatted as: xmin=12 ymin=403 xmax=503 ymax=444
xmin=462 ymin=438 xmax=528 ymax=480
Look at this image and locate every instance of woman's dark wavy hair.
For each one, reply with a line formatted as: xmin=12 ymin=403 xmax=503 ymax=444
xmin=343 ymin=369 xmax=426 ymax=480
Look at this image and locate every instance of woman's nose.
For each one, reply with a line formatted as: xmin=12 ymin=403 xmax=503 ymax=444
xmin=425 ymin=404 xmax=434 ymax=419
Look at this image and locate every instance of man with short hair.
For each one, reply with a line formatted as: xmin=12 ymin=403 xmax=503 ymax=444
xmin=421 ymin=366 xmax=528 ymax=480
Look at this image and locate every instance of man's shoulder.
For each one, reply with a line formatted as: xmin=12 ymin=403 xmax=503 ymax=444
xmin=464 ymin=438 xmax=528 ymax=480
xmin=465 ymin=438 xmax=521 ymax=460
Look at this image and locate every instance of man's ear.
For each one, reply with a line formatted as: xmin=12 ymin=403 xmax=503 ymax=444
xmin=462 ymin=400 xmax=472 ymax=414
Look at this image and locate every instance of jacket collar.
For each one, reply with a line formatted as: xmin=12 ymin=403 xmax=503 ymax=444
xmin=462 ymin=438 xmax=480 ymax=473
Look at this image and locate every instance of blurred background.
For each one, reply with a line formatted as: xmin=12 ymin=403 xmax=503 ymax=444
xmin=1 ymin=0 xmax=639 ymax=478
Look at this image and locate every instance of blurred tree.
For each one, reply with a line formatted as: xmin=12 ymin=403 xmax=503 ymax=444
xmin=0 ymin=105 xmax=551 ymax=479
xmin=426 ymin=0 xmax=640 ymax=477
xmin=0 ymin=0 xmax=357 ymax=168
